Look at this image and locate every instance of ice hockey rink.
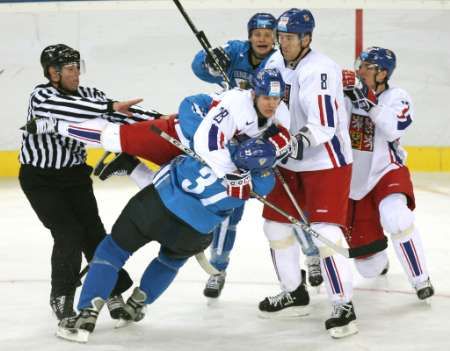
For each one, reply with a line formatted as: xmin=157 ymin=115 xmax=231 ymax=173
xmin=1 ymin=173 xmax=449 ymax=351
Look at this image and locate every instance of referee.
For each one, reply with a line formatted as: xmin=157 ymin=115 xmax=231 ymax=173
xmin=19 ymin=44 xmax=143 ymax=321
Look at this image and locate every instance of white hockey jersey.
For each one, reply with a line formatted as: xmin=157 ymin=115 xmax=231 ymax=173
xmin=193 ymin=88 xmax=290 ymax=178
xmin=347 ymin=86 xmax=413 ymax=200
xmin=265 ymin=49 xmax=353 ymax=171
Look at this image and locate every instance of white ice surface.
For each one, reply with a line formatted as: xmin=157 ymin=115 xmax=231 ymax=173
xmin=1 ymin=173 xmax=449 ymax=350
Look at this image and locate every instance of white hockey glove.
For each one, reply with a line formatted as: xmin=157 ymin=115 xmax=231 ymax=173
xmin=290 ymin=127 xmax=312 ymax=161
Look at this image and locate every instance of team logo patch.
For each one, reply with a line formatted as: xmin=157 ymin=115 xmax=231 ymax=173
xmin=269 ymin=81 xmax=281 ymax=96
xmin=278 ymin=16 xmax=289 ymax=31
xmin=350 ymin=113 xmax=375 ymax=152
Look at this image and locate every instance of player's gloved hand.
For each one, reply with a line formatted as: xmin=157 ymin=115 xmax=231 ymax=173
xmin=225 ymin=170 xmax=252 ymax=200
xmin=290 ymin=127 xmax=312 ymax=161
xmin=263 ymin=124 xmax=293 ymax=163
xmin=205 ymin=47 xmax=231 ymax=77
xmin=342 ymin=69 xmax=378 ymax=112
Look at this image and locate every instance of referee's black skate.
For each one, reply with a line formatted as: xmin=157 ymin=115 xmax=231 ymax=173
xmin=50 ymin=294 xmax=76 ymax=321
xmin=56 ymin=297 xmax=105 ymax=343
xmin=94 ymin=152 xmax=139 ymax=180
xmin=259 ymin=270 xmax=310 ymax=318
xmin=115 ymin=287 xmax=147 ymax=328
xmin=203 ymin=271 xmax=226 ymax=298
xmin=325 ymin=301 xmax=358 ymax=338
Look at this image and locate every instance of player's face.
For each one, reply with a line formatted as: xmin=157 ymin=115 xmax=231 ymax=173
xmin=250 ymin=28 xmax=275 ymax=58
xmin=58 ymin=63 xmax=81 ymax=93
xmin=356 ymin=62 xmax=378 ymax=89
xmin=255 ymin=95 xmax=281 ymax=118
xmin=278 ymin=33 xmax=302 ymax=61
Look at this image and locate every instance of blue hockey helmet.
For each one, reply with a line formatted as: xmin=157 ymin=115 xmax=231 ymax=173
xmin=356 ymin=46 xmax=397 ymax=79
xmin=232 ymin=137 xmax=276 ymax=171
xmin=277 ymin=8 xmax=315 ymax=35
xmin=252 ymin=68 xmax=285 ymax=97
xmin=247 ymin=13 xmax=277 ymax=36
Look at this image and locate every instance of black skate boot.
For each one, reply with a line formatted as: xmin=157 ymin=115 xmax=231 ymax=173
xmin=50 ymin=294 xmax=76 ymax=321
xmin=94 ymin=152 xmax=140 ymax=180
xmin=56 ymin=297 xmax=105 ymax=343
xmin=203 ymin=271 xmax=226 ymax=298
xmin=106 ymin=294 xmax=126 ymax=319
xmin=415 ymin=278 xmax=434 ymax=300
xmin=325 ymin=301 xmax=358 ymax=338
xmin=306 ymin=256 xmax=323 ymax=287
xmin=259 ymin=270 xmax=310 ymax=318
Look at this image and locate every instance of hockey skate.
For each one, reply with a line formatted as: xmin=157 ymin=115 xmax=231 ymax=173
xmin=415 ymin=278 xmax=434 ymax=300
xmin=325 ymin=301 xmax=358 ymax=338
xmin=56 ymin=297 xmax=105 ymax=343
xmin=306 ymin=256 xmax=323 ymax=287
xmin=94 ymin=152 xmax=139 ymax=180
xmin=20 ymin=117 xmax=58 ymax=134
xmin=50 ymin=294 xmax=76 ymax=321
xmin=115 ymin=287 xmax=147 ymax=328
xmin=106 ymin=294 xmax=125 ymax=319
xmin=203 ymin=271 xmax=226 ymax=298
xmin=259 ymin=270 xmax=310 ymax=318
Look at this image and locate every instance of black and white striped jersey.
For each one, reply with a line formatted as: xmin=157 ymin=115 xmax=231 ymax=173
xmin=20 ymin=83 xmax=160 ymax=169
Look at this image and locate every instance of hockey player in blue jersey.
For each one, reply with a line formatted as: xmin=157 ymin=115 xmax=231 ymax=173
xmin=192 ymin=12 xmax=277 ymax=89
xmin=56 ymin=136 xmax=278 ymax=343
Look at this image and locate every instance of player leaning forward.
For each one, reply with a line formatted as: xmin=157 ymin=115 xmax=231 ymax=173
xmin=55 ymin=71 xmax=288 ymax=343
xmin=342 ymin=47 xmax=434 ymax=300
xmin=262 ymin=9 xmax=357 ymax=338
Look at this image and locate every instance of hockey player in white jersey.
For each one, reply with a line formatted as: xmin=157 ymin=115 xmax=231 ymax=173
xmin=342 ymin=47 xmax=434 ymax=300
xmin=261 ymin=9 xmax=357 ymax=338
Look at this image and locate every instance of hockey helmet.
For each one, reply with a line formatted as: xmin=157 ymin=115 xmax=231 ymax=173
xmin=252 ymin=68 xmax=285 ymax=97
xmin=232 ymin=137 xmax=276 ymax=171
xmin=40 ymin=44 xmax=81 ymax=79
xmin=247 ymin=13 xmax=277 ymax=36
xmin=277 ymin=8 xmax=315 ymax=35
xmin=356 ymin=46 xmax=397 ymax=79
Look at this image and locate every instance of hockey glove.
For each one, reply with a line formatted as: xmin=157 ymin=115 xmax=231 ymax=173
xmin=290 ymin=127 xmax=312 ymax=161
xmin=205 ymin=47 xmax=231 ymax=77
xmin=263 ymin=124 xmax=293 ymax=163
xmin=342 ymin=69 xmax=378 ymax=112
xmin=225 ymin=170 xmax=252 ymax=200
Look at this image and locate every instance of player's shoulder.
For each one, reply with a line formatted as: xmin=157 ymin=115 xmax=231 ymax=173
xmin=380 ymin=85 xmax=412 ymax=104
xmin=264 ymin=49 xmax=284 ymax=68
xmin=221 ymin=88 xmax=252 ymax=105
xmin=302 ymin=50 xmax=341 ymax=72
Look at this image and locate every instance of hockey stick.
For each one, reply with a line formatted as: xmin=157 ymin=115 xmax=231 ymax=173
xmin=273 ymin=167 xmax=309 ymax=224
xmin=172 ymin=0 xmax=231 ymax=87
xmin=273 ymin=167 xmax=388 ymax=258
xmin=149 ymin=124 xmax=352 ymax=258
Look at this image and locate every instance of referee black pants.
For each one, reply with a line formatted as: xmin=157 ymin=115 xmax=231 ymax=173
xmin=19 ymin=164 xmax=132 ymax=297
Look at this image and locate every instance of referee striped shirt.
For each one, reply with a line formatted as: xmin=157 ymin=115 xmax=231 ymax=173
xmin=20 ymin=83 xmax=159 ymax=169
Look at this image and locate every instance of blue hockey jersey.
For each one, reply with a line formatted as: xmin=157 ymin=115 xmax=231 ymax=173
xmin=153 ymin=155 xmax=275 ymax=234
xmin=191 ymin=40 xmax=275 ymax=89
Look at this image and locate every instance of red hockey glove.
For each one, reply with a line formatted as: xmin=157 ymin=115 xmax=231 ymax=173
xmin=225 ymin=170 xmax=252 ymax=200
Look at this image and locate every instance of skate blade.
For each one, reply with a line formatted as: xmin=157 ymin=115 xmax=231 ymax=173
xmin=115 ymin=318 xmax=133 ymax=329
xmin=258 ymin=306 xmax=310 ymax=320
xmin=56 ymin=327 xmax=90 ymax=343
xmin=328 ymin=321 xmax=358 ymax=339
